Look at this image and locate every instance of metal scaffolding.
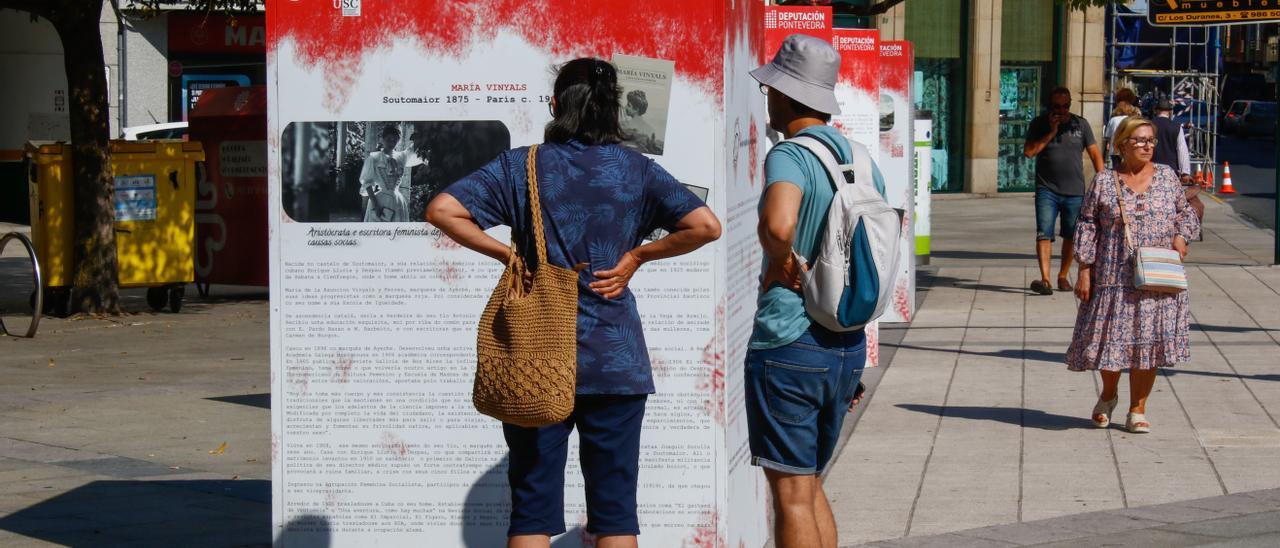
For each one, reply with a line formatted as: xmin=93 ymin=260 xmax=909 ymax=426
xmin=1107 ymin=6 xmax=1222 ymax=178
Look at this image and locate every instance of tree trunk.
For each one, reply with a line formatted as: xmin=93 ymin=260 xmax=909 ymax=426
xmin=51 ymin=2 xmax=122 ymax=314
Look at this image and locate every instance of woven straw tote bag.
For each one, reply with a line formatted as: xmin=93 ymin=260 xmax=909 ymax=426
xmin=473 ymin=144 xmax=579 ymax=427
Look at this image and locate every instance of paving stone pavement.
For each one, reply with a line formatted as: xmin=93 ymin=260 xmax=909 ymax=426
xmin=3 ymin=193 xmax=1278 ymax=547
xmin=0 ymin=278 xmax=270 ymax=547
xmin=825 ymin=194 xmax=1280 ymax=548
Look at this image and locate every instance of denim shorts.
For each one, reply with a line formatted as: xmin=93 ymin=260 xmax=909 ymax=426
xmin=1035 ymin=187 xmax=1083 ymax=242
xmin=503 ymin=394 xmax=647 ymax=537
xmin=744 ymin=326 xmax=867 ymax=475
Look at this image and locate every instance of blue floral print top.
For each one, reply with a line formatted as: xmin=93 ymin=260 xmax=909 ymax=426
xmin=444 ymin=141 xmax=705 ymax=395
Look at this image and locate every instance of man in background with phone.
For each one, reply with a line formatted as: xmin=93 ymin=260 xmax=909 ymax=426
xmin=1023 ymin=86 xmax=1106 ymax=296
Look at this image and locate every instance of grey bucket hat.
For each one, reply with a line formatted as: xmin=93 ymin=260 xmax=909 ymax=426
xmin=751 ymin=33 xmax=842 ymax=115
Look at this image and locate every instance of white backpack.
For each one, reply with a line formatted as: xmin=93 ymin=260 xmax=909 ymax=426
xmin=787 ymin=135 xmax=902 ymax=332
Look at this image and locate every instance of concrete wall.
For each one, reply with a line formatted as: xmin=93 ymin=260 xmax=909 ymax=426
xmin=965 ymin=0 xmax=1003 ymax=194
xmin=875 ymin=1 xmax=1107 ymax=194
xmin=1064 ymin=6 xmax=1107 ymax=182
xmin=0 ymin=5 xmax=169 ymax=151
xmin=876 ymin=3 xmax=906 ymax=42
xmin=0 ymin=10 xmax=69 ymax=151
xmin=100 ymin=7 xmax=170 ymax=137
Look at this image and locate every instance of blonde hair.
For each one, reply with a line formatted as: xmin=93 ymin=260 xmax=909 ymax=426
xmin=1113 ymin=116 xmax=1154 ymax=148
xmin=1111 ymin=102 xmax=1140 ymax=118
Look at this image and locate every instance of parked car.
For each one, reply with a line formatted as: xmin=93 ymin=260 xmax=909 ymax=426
xmin=1223 ymin=100 xmax=1276 ymax=138
xmin=122 ymin=122 xmax=189 ymax=141
xmin=1219 ymin=72 xmax=1268 ymax=111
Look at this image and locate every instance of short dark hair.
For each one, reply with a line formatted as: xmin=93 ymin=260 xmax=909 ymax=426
xmin=379 ymin=124 xmax=401 ymax=140
xmin=626 ymin=90 xmax=649 ymax=116
xmin=787 ymin=97 xmax=832 ymax=123
xmin=1047 ymin=86 xmax=1072 ymax=103
xmin=545 ymin=58 xmax=628 ymax=145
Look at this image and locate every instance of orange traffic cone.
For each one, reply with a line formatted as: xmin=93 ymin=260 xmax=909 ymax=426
xmin=1194 ymin=166 xmax=1205 ymax=188
xmin=1205 ymin=166 xmax=1214 ymax=189
xmin=1220 ymin=162 xmax=1236 ymax=194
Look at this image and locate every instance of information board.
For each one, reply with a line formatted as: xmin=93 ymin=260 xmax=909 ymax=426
xmin=267 ymin=1 xmax=769 ymax=546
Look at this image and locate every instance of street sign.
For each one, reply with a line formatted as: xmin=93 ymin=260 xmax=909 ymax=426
xmin=1148 ymin=0 xmax=1280 ymax=26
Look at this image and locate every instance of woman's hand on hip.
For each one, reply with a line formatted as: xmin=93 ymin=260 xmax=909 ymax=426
xmin=590 ymin=251 xmax=642 ymax=299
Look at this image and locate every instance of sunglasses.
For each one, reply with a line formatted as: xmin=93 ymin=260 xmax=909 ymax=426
xmin=1125 ymin=137 xmax=1158 ymax=148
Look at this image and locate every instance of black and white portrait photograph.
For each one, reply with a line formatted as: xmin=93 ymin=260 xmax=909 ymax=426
xmin=614 ymin=54 xmax=674 ymax=156
xmin=281 ymin=120 xmax=510 ymax=222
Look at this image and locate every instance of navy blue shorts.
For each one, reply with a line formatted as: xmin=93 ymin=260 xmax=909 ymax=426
xmin=503 ymin=394 xmax=647 ymax=537
xmin=1035 ymin=187 xmax=1083 ymax=242
xmin=744 ymin=326 xmax=866 ymax=475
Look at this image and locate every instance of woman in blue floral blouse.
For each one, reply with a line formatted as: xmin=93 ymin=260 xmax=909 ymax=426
xmin=427 ymin=58 xmax=721 ymax=548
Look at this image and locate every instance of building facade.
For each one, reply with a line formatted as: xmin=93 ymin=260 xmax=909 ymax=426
xmin=872 ymin=0 xmax=1106 ymax=194
xmin=0 ymin=5 xmax=264 ymax=223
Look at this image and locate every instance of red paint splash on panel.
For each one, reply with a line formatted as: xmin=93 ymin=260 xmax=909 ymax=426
xmin=879 ymin=41 xmax=913 ymax=96
xmin=332 ymin=353 xmax=353 ymax=383
xmin=748 ymin=120 xmax=760 ymax=187
xmin=380 ymin=431 xmax=411 ymax=460
xmin=684 ymin=510 xmax=725 ymax=548
xmin=433 ymin=258 xmax=462 ymax=286
xmin=833 ymin=29 xmax=880 ymax=95
xmin=431 ymin=230 xmax=462 ymax=250
xmin=893 ymin=278 xmax=911 ymax=321
xmin=699 ymin=299 xmax=727 ymax=423
xmin=865 ymin=321 xmax=879 ymax=367
xmin=268 ymin=0 xmax=726 ymax=105
xmin=727 ymin=0 xmax=764 ymax=65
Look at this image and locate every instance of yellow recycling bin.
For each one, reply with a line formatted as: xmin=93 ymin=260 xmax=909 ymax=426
xmin=26 ymin=140 xmax=204 ymax=315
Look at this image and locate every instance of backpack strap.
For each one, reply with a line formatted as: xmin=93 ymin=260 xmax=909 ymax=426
xmin=787 ymin=135 xmax=853 ymax=191
xmin=847 ymin=140 xmax=874 ymax=194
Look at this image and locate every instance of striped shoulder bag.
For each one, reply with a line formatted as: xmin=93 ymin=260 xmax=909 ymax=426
xmin=1115 ymin=176 xmax=1187 ymax=293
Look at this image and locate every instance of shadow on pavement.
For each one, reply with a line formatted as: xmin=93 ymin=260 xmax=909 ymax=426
xmin=278 ymin=514 xmax=332 ymax=547
xmin=896 ymin=404 xmax=1096 ymax=430
xmin=884 ymin=342 xmax=1065 ymax=364
xmin=930 ymin=250 xmax=1038 ymax=261
xmin=461 ymin=455 xmax=513 ymax=547
xmin=1193 ymin=322 xmax=1280 ymax=334
xmin=1162 ymin=368 xmax=1280 ymax=382
xmin=0 ymin=479 xmax=270 ymax=546
xmin=208 ymin=392 xmax=271 ymax=409
xmin=922 ymin=274 xmax=1034 ymax=296
xmin=456 ymin=455 xmax=599 ymax=547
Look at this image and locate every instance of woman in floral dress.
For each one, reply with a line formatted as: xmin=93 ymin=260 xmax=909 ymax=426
xmin=1066 ymin=117 xmax=1200 ymax=434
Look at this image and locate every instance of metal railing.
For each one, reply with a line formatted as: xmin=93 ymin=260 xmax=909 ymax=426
xmin=0 ymin=231 xmax=43 ymax=338
xmin=1107 ymin=9 xmax=1221 ymax=178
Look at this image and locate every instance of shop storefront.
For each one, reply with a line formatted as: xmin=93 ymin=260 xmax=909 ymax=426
xmin=997 ymin=0 xmax=1063 ymax=192
xmin=166 ymin=13 xmax=266 ymax=121
xmin=905 ymin=0 xmax=967 ymax=193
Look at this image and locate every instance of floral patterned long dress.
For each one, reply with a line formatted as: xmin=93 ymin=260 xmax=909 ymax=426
xmin=1066 ymin=164 xmax=1201 ymax=371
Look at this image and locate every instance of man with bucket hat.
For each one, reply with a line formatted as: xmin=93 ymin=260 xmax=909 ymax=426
xmin=746 ymin=33 xmax=886 ymax=548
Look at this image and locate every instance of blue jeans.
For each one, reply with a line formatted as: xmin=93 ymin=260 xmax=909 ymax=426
xmin=1035 ymin=187 xmax=1083 ymax=242
xmin=744 ymin=326 xmax=867 ymax=475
